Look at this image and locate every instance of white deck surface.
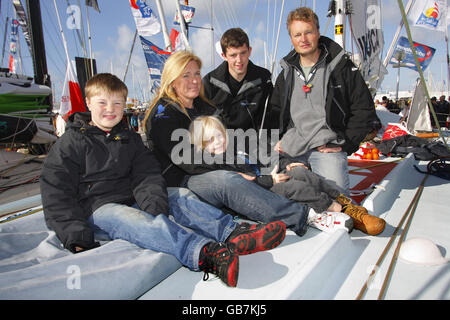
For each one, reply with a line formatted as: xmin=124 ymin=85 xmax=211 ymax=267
xmin=139 ymin=154 xmax=450 ymax=300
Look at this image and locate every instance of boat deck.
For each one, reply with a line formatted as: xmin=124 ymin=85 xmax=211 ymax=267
xmin=1 ymin=150 xmax=449 ymax=300
xmin=139 ymin=154 xmax=450 ymax=300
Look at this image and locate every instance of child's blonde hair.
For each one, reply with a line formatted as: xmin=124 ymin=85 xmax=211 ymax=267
xmin=189 ymin=115 xmax=227 ymax=152
xmin=85 ymin=73 xmax=128 ymax=101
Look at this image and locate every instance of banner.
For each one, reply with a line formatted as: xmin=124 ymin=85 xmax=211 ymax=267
xmin=8 ymin=19 xmax=19 ymax=73
xmin=130 ymin=0 xmax=161 ymax=37
xmin=173 ymin=5 xmax=195 ymax=25
xmin=170 ymin=28 xmax=186 ymax=51
xmin=407 ymin=0 xmax=447 ymax=32
xmin=350 ymin=0 xmax=387 ymax=91
xmin=12 ymin=0 xmax=32 ymax=52
xmin=139 ymin=36 xmax=171 ymax=92
xmin=389 ymin=36 xmax=436 ymax=72
xmin=60 ymin=61 xmax=86 ymax=119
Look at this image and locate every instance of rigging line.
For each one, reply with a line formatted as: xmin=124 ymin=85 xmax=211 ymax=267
xmin=377 ymin=173 xmax=429 ymax=300
xmin=248 ymin=0 xmax=259 ymax=33
xmin=41 ymin=0 xmax=67 ymax=65
xmin=65 ymin=0 xmax=86 ymax=57
xmin=355 ymin=172 xmax=429 ymax=300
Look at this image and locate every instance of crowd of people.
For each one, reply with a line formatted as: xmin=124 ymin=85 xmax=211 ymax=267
xmin=375 ymin=94 xmax=450 ymax=129
xmin=41 ymin=7 xmax=387 ymax=288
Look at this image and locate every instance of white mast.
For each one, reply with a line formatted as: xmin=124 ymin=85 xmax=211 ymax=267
xmin=155 ymin=0 xmax=172 ymax=51
xmin=85 ymin=4 xmax=94 ymax=77
xmin=334 ymin=0 xmax=346 ymax=49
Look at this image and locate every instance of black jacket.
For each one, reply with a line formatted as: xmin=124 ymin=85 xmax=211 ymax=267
xmin=203 ymin=60 xmax=275 ymax=130
xmin=270 ymin=36 xmax=381 ymax=154
xmin=40 ymin=112 xmax=168 ymax=252
xmin=146 ymin=97 xmax=220 ymax=187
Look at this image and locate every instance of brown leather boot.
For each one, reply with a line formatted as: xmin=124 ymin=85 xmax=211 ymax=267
xmin=336 ymin=194 xmax=386 ymax=235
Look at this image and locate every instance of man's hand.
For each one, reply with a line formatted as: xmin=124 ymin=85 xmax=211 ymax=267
xmin=317 ymin=144 xmax=342 ymax=153
xmin=286 ymin=162 xmax=308 ymax=171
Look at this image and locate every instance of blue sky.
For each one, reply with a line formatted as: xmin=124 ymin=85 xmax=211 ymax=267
xmin=1 ymin=0 xmax=449 ymax=103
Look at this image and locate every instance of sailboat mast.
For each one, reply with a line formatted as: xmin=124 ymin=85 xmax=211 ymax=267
xmin=155 ymin=0 xmax=172 ymax=51
xmin=334 ymin=0 xmax=346 ymax=49
xmin=26 ymin=0 xmax=50 ymax=87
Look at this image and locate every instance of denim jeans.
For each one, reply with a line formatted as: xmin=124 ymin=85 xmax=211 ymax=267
xmin=88 ymin=188 xmax=237 ymax=270
xmin=292 ymin=149 xmax=350 ymax=195
xmin=185 ymin=170 xmax=309 ymax=235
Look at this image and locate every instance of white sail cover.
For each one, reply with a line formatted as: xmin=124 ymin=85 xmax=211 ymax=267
xmin=350 ymin=0 xmax=387 ymax=92
xmin=406 ymin=78 xmax=433 ymax=134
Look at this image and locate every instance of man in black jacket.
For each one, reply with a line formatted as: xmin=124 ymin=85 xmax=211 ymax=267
xmin=40 ymin=73 xmax=287 ymax=287
xmin=269 ymin=7 xmax=383 ymax=235
xmin=203 ymin=28 xmax=274 ymax=131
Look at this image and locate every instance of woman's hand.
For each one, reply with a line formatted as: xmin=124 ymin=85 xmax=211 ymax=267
xmin=237 ymin=172 xmax=256 ymax=181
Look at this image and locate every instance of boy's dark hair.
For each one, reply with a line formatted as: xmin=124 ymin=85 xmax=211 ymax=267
xmin=220 ymin=28 xmax=250 ymax=55
xmin=85 ymin=73 xmax=128 ymax=101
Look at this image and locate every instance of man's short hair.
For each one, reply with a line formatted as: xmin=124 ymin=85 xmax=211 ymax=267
xmin=85 ymin=73 xmax=128 ymax=101
xmin=220 ymin=28 xmax=250 ymax=55
xmin=286 ymin=7 xmax=320 ymax=34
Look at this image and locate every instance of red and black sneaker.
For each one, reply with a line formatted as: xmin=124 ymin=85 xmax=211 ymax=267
xmin=199 ymin=242 xmax=239 ymax=287
xmin=227 ymin=221 xmax=286 ymax=255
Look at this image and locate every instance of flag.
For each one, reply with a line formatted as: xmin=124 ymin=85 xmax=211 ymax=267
xmin=12 ymin=0 xmax=32 ymax=52
xmin=130 ymin=0 xmax=161 ymax=37
xmin=173 ymin=5 xmax=195 ymax=25
xmin=85 ymin=0 xmax=100 ymax=13
xmin=408 ymin=0 xmax=447 ymax=32
xmin=139 ymin=36 xmax=171 ymax=93
xmin=170 ymin=28 xmax=186 ymax=51
xmin=8 ymin=19 xmax=19 ymax=73
xmin=389 ymin=36 xmax=436 ymax=72
xmin=60 ymin=62 xmax=86 ymax=119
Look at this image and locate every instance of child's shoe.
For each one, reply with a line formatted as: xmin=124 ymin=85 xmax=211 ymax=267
xmin=336 ymin=194 xmax=386 ymax=236
xmin=199 ymin=242 xmax=239 ymax=287
xmin=226 ymin=221 xmax=286 ymax=255
xmin=307 ymin=209 xmax=353 ymax=233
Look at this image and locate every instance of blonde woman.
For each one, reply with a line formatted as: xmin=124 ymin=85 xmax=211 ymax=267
xmin=144 ymin=50 xmax=312 ymax=238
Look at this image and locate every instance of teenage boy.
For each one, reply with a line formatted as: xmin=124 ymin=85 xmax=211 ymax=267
xmin=203 ymin=28 xmax=275 ymax=131
xmin=40 ymin=73 xmax=286 ymax=287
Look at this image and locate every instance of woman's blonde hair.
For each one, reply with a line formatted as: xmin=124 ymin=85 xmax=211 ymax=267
xmin=189 ymin=115 xmax=227 ymax=152
xmin=143 ymin=51 xmax=211 ymax=131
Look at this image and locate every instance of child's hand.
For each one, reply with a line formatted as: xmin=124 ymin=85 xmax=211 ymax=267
xmin=286 ymin=162 xmax=308 ymax=171
xmin=271 ymin=165 xmax=290 ymax=184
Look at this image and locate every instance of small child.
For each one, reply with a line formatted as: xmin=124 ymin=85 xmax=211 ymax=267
xmin=40 ymin=73 xmax=287 ymax=288
xmin=189 ymin=115 xmax=386 ymax=235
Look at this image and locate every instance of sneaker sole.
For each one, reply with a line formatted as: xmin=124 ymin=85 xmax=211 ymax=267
xmin=230 ymin=221 xmax=286 ymax=255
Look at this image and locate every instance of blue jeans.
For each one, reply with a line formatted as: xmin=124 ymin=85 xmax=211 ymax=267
xmin=185 ymin=170 xmax=309 ymax=235
xmin=88 ymin=188 xmax=237 ymax=271
xmin=292 ymin=149 xmax=350 ymax=195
